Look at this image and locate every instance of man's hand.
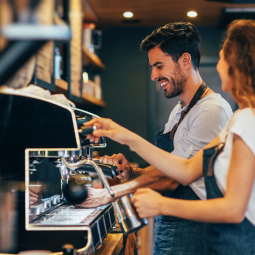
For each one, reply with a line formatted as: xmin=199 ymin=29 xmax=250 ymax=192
xmin=132 ymin=188 xmax=165 ymax=218
xmin=77 ymin=187 xmax=112 ymax=208
xmin=100 ymin=153 xmax=133 ymax=180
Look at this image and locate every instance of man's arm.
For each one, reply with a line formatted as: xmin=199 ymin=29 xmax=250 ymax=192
xmin=79 ymin=168 xmax=179 ymax=208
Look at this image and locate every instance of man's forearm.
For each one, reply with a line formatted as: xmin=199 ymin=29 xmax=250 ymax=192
xmin=81 ymin=168 xmax=179 ymax=208
xmin=113 ymin=176 xmax=178 ymax=199
xmin=128 ymin=165 xmax=156 ymax=181
xmin=111 ymin=168 xmax=179 ymax=202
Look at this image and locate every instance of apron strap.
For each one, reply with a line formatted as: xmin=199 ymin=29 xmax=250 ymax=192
xmin=170 ymin=82 xmax=208 ymax=139
xmin=207 ymin=143 xmax=225 ymax=176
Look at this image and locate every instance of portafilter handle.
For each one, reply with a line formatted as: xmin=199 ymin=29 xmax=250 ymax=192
xmin=78 ymin=125 xmax=97 ymax=135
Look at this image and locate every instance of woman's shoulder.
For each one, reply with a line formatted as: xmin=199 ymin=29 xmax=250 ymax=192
xmin=227 ymin=108 xmax=255 ymax=155
xmin=231 ymin=108 xmax=255 ymax=125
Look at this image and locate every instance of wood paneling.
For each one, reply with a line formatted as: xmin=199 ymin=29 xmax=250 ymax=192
xmin=70 ymin=0 xmax=83 ymax=97
xmin=35 ymin=0 xmax=54 ymax=84
xmin=87 ymin=0 xmax=255 ymax=27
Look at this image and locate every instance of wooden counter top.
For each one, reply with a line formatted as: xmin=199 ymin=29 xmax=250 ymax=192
xmin=95 ymin=233 xmax=124 ymax=255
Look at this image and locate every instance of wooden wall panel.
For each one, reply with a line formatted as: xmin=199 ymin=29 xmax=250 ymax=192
xmin=70 ymin=0 xmax=83 ymax=98
xmin=0 ymin=0 xmax=13 ymax=52
xmin=35 ymin=0 xmax=54 ymax=84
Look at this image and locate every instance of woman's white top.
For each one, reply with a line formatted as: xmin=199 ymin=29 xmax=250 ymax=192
xmin=215 ymin=108 xmax=255 ymax=226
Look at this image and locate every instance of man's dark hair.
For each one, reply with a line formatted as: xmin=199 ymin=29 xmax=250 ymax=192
xmin=140 ymin=22 xmax=201 ymax=70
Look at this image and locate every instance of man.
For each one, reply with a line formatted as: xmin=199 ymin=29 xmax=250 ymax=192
xmin=81 ymin=22 xmax=233 ymax=254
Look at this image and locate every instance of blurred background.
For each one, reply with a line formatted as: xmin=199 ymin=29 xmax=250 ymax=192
xmin=0 ymin=0 xmax=255 ymax=254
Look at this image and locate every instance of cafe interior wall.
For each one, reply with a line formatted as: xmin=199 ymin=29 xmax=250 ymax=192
xmin=93 ymin=25 xmax=231 ymax=167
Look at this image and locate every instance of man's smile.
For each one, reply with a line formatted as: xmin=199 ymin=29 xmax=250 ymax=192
xmin=158 ymin=78 xmax=169 ymax=89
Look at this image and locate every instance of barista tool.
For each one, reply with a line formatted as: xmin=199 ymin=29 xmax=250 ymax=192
xmin=61 ymin=124 xmax=148 ymax=235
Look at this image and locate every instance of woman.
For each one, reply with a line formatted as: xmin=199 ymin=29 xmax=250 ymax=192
xmin=85 ymin=20 xmax=255 ymax=254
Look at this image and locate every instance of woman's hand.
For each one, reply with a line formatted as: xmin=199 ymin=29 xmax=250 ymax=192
xmin=84 ymin=118 xmax=135 ymax=145
xmin=132 ymin=188 xmax=165 ymax=218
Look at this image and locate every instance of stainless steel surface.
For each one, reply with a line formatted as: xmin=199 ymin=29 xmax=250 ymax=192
xmin=52 ymin=195 xmax=61 ymax=205
xmin=85 ymin=160 xmax=114 ymax=197
xmin=61 ymin=157 xmax=88 ymax=170
xmin=61 ymin=157 xmax=114 ymax=197
xmin=113 ymin=194 xmax=147 ymax=234
xmin=75 ymin=108 xmax=100 ymax=119
xmin=59 ymin=163 xmax=69 ymax=181
xmin=43 ymin=199 xmax=51 ymax=210
xmin=30 ymin=203 xmax=46 ymax=216
xmin=29 ymin=150 xmax=73 ymax=158
xmin=34 ymin=207 xmax=95 ymax=226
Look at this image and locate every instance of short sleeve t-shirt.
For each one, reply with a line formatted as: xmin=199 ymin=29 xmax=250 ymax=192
xmin=215 ymin=108 xmax=255 ymax=226
xmin=164 ymin=93 xmax=233 ymax=200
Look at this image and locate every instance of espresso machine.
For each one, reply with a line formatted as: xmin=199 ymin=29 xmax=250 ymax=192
xmin=0 ymin=88 xmax=147 ymax=254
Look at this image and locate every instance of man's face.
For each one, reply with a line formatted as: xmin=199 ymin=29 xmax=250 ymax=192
xmin=148 ymin=46 xmax=186 ymax=98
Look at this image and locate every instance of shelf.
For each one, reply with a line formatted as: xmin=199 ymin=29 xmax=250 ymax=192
xmin=82 ymin=92 xmax=105 ymax=107
xmin=82 ymin=46 xmax=105 ymax=69
xmin=3 ymin=24 xmax=72 ymax=41
xmin=55 ymin=78 xmax=68 ymax=90
xmin=55 ymin=78 xmax=105 ymax=107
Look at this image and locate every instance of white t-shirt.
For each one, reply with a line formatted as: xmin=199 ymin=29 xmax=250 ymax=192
xmin=214 ymin=108 xmax=255 ymax=226
xmin=164 ymin=93 xmax=233 ymax=200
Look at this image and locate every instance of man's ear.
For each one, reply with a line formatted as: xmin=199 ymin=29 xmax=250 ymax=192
xmin=180 ymin=53 xmax=192 ymax=70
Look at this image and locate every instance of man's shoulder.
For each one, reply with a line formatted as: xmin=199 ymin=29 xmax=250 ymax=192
xmin=195 ymin=93 xmax=233 ymax=117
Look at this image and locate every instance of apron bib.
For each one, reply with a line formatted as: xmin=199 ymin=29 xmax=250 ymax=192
xmin=203 ymin=145 xmax=255 ymax=255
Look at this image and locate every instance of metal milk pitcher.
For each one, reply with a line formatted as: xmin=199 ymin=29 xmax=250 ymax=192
xmin=113 ymin=194 xmax=148 ymax=234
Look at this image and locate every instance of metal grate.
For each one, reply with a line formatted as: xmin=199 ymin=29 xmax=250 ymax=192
xmin=36 ymin=206 xmax=95 ymax=225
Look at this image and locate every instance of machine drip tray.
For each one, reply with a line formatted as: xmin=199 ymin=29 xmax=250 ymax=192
xmin=32 ymin=205 xmax=96 ymax=225
xmin=23 ymin=204 xmax=116 ymax=252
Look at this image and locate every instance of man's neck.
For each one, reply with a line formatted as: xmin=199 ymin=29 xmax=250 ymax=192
xmin=179 ymin=72 xmax=203 ymax=107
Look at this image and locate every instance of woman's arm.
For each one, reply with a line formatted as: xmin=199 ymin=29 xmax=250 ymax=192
xmin=85 ymin=118 xmax=219 ymax=185
xmin=133 ymin=134 xmax=255 ymax=223
xmin=128 ymin=131 xmax=219 ymax=185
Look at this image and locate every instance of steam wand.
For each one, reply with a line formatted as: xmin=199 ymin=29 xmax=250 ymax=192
xmin=61 ymin=149 xmax=114 ymax=198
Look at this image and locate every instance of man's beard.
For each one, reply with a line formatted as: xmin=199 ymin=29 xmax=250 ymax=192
xmin=164 ymin=63 xmax=186 ymax=99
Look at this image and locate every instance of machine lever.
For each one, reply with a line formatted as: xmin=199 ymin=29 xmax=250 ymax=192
xmin=78 ymin=125 xmax=96 ymax=135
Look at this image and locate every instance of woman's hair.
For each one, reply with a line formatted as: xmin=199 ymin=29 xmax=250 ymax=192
xmin=223 ymin=20 xmax=255 ymax=109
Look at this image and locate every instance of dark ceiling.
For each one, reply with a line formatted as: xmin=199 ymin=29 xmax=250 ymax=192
xmin=86 ymin=0 xmax=255 ymax=27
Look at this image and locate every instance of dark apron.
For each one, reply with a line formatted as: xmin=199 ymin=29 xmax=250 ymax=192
xmin=203 ymin=144 xmax=255 ymax=255
xmin=153 ymin=82 xmax=208 ymax=254
xmin=153 ymin=129 xmax=206 ymax=255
